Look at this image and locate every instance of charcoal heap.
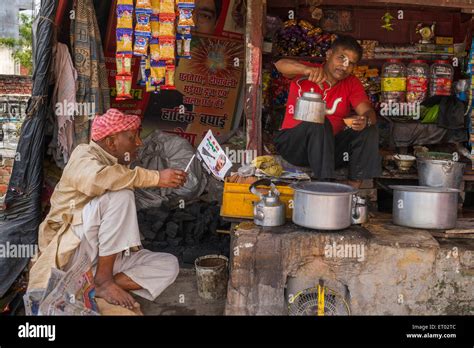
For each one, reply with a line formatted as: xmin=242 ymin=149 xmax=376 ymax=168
xmin=137 ymin=201 xmax=231 ymax=265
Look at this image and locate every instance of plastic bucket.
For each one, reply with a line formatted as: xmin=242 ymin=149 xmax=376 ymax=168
xmin=195 ymin=255 xmax=229 ymax=300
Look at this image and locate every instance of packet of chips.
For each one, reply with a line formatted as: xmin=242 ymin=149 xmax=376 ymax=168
xmin=134 ymin=33 xmax=150 ymax=56
xmin=150 ymin=61 xmax=166 ymax=86
xmin=136 ymin=0 xmax=152 ymax=9
xmin=117 ymin=5 xmax=133 ymax=29
xmin=176 ymin=34 xmax=191 ymax=58
xmin=159 ymin=37 xmax=175 ymax=60
xmin=116 ymin=75 xmax=132 ymax=100
xmin=151 ymin=15 xmax=160 ymax=37
xmin=160 ymin=0 xmax=175 ymax=13
xmin=117 ymin=0 xmax=133 ymax=4
xmin=135 ymin=8 xmax=152 ymax=32
xmin=162 ymin=65 xmax=176 ymax=89
xmin=159 ymin=13 xmax=175 ymax=36
xmin=150 ymin=38 xmax=160 ymax=61
xmin=116 ymin=54 xmax=132 ymax=75
xmin=116 ymin=29 xmax=133 ymax=53
xmin=177 ymin=7 xmax=194 ymax=27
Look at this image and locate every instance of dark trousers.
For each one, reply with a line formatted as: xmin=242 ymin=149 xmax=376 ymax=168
xmin=274 ymin=119 xmax=382 ymax=180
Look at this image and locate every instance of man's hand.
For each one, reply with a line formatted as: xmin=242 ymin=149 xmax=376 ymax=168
xmin=304 ymin=66 xmax=328 ymax=84
xmin=158 ymin=169 xmax=187 ymax=188
xmin=351 ymin=115 xmax=368 ymax=132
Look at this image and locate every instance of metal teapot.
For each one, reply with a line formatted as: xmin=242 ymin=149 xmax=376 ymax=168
xmin=293 ymin=78 xmax=342 ymax=124
xmin=250 ymin=179 xmax=286 ymax=227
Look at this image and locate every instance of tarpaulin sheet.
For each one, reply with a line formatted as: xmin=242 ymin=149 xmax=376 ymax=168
xmin=0 ymin=0 xmax=57 ymax=297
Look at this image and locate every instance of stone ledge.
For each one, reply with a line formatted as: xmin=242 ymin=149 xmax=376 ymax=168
xmin=225 ymin=222 xmax=474 ymax=315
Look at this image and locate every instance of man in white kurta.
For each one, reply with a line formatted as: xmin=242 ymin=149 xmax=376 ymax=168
xmin=28 ymin=109 xmax=188 ymax=310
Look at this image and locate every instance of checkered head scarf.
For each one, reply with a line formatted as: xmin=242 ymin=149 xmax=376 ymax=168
xmin=91 ymin=108 xmax=141 ymax=142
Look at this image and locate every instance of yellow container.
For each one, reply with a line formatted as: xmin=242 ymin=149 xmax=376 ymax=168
xmin=220 ymin=180 xmax=294 ymax=219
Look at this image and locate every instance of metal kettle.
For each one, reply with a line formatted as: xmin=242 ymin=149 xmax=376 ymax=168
xmin=293 ymin=78 xmax=342 ymax=124
xmin=351 ymin=195 xmax=369 ymax=225
xmin=250 ymin=179 xmax=286 ymax=227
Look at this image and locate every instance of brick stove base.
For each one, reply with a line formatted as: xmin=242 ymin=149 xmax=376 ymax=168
xmin=225 ymin=221 xmax=474 ymax=315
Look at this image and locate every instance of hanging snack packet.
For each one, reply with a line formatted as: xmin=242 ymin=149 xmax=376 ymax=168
xmin=159 ymin=13 xmax=176 ymax=36
xmin=138 ymin=56 xmax=148 ymax=86
xmin=117 ymin=0 xmax=133 ymax=4
xmin=116 ymin=75 xmax=132 ymax=100
xmin=151 ymin=15 xmax=160 ymax=37
xmin=177 ymin=7 xmax=194 ymax=27
xmin=177 ymin=34 xmax=192 ymax=58
xmin=136 ymin=0 xmax=152 ymax=9
xmin=160 ymin=0 xmax=175 ymax=13
xmin=136 ymin=9 xmax=152 ymax=32
xmin=116 ymin=28 xmax=133 ymax=53
xmin=159 ymin=37 xmax=175 ymax=60
xmin=150 ymin=38 xmax=160 ymax=61
xmin=117 ymin=5 xmax=133 ymax=29
xmin=150 ymin=61 xmax=166 ymax=86
xmin=116 ymin=54 xmax=132 ymax=75
xmin=162 ymin=65 xmax=176 ymax=89
xmin=134 ymin=33 xmax=150 ymax=56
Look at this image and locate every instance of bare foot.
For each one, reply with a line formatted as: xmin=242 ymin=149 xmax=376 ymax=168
xmin=95 ymin=280 xmax=137 ymax=310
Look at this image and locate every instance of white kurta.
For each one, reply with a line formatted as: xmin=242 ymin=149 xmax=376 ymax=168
xmin=66 ymin=189 xmax=179 ymax=301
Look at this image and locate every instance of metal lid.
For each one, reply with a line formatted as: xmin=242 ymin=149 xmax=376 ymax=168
xmin=302 ymin=88 xmax=322 ymax=99
xmin=389 ymin=185 xmax=461 ymax=193
xmin=291 ymin=181 xmax=357 ymax=195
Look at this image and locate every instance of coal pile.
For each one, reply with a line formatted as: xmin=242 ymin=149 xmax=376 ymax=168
xmin=138 ymin=201 xmax=231 ymax=265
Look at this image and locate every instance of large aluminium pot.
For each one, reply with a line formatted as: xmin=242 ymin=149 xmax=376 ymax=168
xmin=390 ymin=185 xmax=460 ymax=230
xmin=291 ymin=182 xmax=358 ymax=230
xmin=417 ymin=158 xmax=465 ymax=189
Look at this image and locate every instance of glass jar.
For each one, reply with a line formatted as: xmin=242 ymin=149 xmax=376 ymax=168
xmin=406 ymin=60 xmax=429 ymax=103
xmin=381 ymin=59 xmax=407 ymax=103
xmin=429 ymin=60 xmax=454 ymax=97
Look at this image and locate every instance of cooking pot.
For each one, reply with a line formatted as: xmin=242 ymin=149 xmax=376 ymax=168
xmin=390 ymin=185 xmax=459 ymax=229
xmin=290 ymin=182 xmax=361 ymax=230
xmin=417 ymin=158 xmax=465 ymax=189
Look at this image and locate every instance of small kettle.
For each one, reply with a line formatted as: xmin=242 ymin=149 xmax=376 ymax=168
xmin=250 ymin=179 xmax=286 ymax=227
xmin=293 ymin=78 xmax=342 ymax=124
xmin=351 ymin=195 xmax=369 ymax=225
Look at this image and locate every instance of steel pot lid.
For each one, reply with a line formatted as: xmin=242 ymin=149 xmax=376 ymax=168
xmin=291 ymin=181 xmax=357 ymax=195
xmin=389 ymin=185 xmax=461 ymax=193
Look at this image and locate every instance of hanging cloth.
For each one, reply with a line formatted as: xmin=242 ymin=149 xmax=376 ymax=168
xmin=70 ymin=0 xmax=110 ymax=147
xmin=52 ymin=42 xmax=77 ymax=164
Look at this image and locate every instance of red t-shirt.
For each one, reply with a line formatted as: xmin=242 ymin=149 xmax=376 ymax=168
xmin=280 ymin=63 xmax=370 ymax=135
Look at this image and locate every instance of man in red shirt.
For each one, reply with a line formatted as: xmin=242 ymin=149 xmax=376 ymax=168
xmin=274 ymin=35 xmax=381 ymax=188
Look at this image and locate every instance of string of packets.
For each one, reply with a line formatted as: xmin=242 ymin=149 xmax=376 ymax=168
xmin=115 ymin=0 xmax=195 ymax=99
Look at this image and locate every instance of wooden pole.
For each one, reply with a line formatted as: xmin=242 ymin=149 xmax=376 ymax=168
xmin=245 ymin=0 xmax=265 ymax=155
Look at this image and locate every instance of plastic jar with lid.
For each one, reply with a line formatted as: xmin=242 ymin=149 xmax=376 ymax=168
xmin=429 ymin=60 xmax=454 ymax=97
xmin=406 ymin=60 xmax=429 ymax=103
xmin=381 ymin=59 xmax=407 ymax=103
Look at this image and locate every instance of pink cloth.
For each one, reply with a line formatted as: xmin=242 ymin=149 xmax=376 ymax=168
xmin=91 ymin=109 xmax=141 ymax=141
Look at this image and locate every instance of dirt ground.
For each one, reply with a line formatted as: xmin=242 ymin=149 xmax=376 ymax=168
xmin=134 ymin=266 xmax=226 ymax=315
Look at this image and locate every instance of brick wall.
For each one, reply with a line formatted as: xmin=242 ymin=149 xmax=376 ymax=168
xmin=0 ymin=74 xmax=32 ymax=95
xmin=0 ymin=74 xmax=32 ymax=202
xmin=0 ymin=157 xmax=14 ymax=196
